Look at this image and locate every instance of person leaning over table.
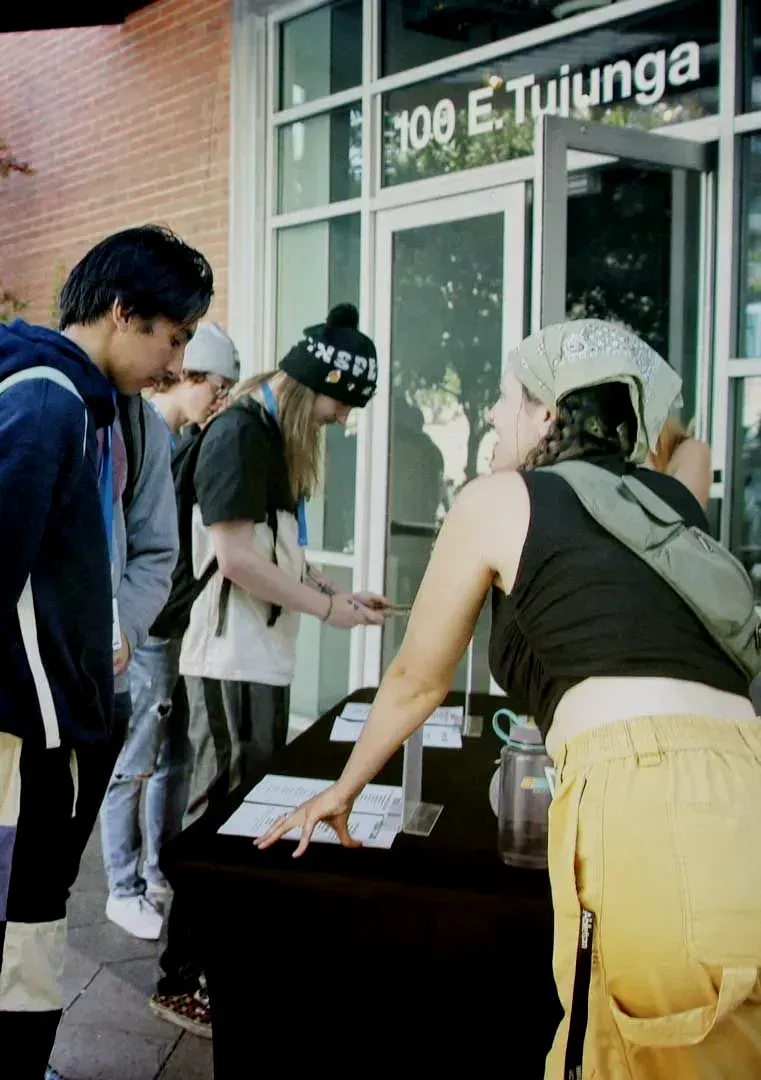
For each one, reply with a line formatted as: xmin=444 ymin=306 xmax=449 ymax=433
xmin=258 ymin=319 xmax=761 ymax=1080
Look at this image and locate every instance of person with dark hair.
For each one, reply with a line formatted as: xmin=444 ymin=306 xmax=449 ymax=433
xmin=149 ymin=303 xmax=389 ymax=1036
xmin=59 ymin=224 xmax=213 ymax=363
xmin=259 ymin=320 xmax=761 ymax=1078
xmin=0 ymin=224 xmax=213 ymax=1075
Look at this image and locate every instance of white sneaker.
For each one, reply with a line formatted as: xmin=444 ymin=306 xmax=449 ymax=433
xmin=106 ymin=894 xmax=163 ymax=940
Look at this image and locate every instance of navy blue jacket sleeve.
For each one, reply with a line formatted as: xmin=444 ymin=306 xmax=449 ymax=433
xmin=0 ymin=380 xmax=86 ymax=616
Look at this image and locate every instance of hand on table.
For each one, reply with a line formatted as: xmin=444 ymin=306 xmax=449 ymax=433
xmin=255 ymin=784 xmax=360 ymax=858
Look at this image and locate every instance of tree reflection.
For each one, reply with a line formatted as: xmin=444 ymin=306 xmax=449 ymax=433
xmin=390 ymin=166 xmax=674 ymax=487
xmin=392 ymin=215 xmax=503 ymax=485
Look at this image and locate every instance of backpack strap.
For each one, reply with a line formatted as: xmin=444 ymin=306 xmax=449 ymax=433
xmin=621 ymin=474 xmax=683 ymax=526
xmin=178 ymin=423 xmax=218 ymax=572
xmin=547 ymin=460 xmax=684 ymax=547
xmin=0 ymin=365 xmax=87 ymax=459
xmin=213 ymin=398 xmax=285 ymax=638
xmin=265 ymin=504 xmax=283 ymax=629
xmin=213 ymin=501 xmax=283 ymax=637
xmin=118 ymin=394 xmax=147 ymax=515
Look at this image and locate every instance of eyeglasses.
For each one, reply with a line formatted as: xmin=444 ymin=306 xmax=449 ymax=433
xmin=207 ymin=375 xmax=233 ymax=400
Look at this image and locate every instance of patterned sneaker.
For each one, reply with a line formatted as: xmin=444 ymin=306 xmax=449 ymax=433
xmin=145 ymin=881 xmax=171 ymax=915
xmin=45 ymin=1068 xmax=66 ymax=1080
xmin=149 ymin=983 xmax=212 ymax=1039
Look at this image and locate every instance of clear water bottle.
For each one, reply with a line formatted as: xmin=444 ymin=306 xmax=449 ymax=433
xmin=492 ymin=710 xmax=552 ymax=870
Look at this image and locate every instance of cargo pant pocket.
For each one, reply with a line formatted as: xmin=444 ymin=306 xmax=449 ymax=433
xmin=667 ymin=801 xmax=761 ymax=965
xmin=609 ymin=967 xmax=758 ymax=1049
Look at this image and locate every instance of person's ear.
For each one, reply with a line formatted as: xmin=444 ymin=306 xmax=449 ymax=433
xmin=538 ymin=406 xmax=556 ymax=439
xmin=112 ymin=299 xmax=132 ymax=332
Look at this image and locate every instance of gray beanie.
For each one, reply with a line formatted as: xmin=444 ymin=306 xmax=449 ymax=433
xmin=183 ymin=322 xmax=240 ymax=382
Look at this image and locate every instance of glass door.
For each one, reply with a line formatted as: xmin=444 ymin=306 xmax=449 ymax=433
xmin=533 ymin=115 xmax=716 ymax=438
xmin=362 ymin=185 xmax=528 ymax=691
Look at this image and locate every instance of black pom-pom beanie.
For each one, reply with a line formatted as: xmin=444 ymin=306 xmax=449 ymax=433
xmin=278 ymin=303 xmax=378 ymax=407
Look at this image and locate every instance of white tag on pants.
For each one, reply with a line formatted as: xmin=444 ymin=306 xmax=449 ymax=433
xmin=112 ymin=597 xmax=122 ymax=653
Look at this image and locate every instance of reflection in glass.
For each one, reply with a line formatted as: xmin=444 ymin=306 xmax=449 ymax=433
xmin=566 ymin=165 xmax=701 ymax=424
xmin=742 ymin=0 xmax=761 ymax=112
xmin=382 ymin=0 xmax=718 ymax=187
xmin=276 ymin=215 xmax=361 ymax=555
xmin=740 ymin=137 xmax=761 ymax=359
xmin=279 ymin=0 xmax=363 ymax=110
xmin=291 ymin=565 xmax=353 ymax=721
xmin=278 ymin=106 xmax=362 ymax=213
xmin=382 ymin=214 xmax=505 ymax=692
xmin=381 ymin=0 xmax=629 ymax=77
xmin=730 ymin=379 xmax=761 ymax=605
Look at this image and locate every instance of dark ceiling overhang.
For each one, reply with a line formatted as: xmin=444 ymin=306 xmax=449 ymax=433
xmin=0 ymin=2 xmax=153 ymax=32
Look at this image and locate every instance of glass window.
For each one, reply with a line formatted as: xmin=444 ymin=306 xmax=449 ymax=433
xmin=276 ymin=215 xmax=361 ymax=554
xmin=566 ymin=164 xmax=702 ymax=425
xmin=290 ymin=564 xmax=354 ymax=720
xmin=279 ymin=0 xmax=363 ymax=109
xmin=381 ymin=0 xmax=631 ymax=78
xmin=740 ymin=137 xmax=761 ymax=359
xmin=278 ymin=106 xmax=362 ymax=213
xmin=730 ymin=378 xmax=761 ymax=603
xmin=382 ymin=0 xmax=719 ymax=187
xmin=381 ymin=211 xmax=508 ymax=693
xmin=741 ymin=0 xmax=761 ymax=112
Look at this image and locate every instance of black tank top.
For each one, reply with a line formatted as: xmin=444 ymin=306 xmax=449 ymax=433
xmin=488 ymin=457 xmax=748 ymax=739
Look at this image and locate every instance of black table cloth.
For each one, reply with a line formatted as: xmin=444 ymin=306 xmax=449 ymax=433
xmin=163 ymin=689 xmax=562 ymax=1075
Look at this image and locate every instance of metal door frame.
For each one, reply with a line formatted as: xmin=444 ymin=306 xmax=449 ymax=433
xmin=532 ymin=115 xmax=717 ymax=445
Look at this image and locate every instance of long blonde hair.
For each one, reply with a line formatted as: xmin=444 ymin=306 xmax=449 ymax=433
xmin=231 ymin=371 xmax=323 ymax=500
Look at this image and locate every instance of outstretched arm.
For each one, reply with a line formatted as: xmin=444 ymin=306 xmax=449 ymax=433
xmin=256 ymin=470 xmax=530 ymax=855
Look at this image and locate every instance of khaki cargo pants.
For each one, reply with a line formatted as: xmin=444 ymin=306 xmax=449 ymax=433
xmin=546 ymin=715 xmax=761 ymax=1079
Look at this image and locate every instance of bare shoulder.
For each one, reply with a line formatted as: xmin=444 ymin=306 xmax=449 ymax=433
xmin=447 ymin=471 xmax=531 ymax=585
xmin=450 ymin=470 xmax=529 ymax=514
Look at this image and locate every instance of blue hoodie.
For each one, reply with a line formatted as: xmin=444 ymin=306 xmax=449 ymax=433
xmin=0 ymin=320 xmax=115 ymax=747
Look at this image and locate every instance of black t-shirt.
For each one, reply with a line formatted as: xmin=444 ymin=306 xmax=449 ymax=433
xmin=193 ymin=399 xmax=296 ymax=527
xmin=489 ymin=458 xmax=748 ymax=738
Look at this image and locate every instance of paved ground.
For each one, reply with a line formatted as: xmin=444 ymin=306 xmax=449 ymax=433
xmin=50 ymin=830 xmax=213 ymax=1080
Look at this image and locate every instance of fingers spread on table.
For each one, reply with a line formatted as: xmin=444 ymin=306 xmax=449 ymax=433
xmin=255 ymin=812 xmax=299 ymax=850
xmin=292 ymin=815 xmax=318 ymax=858
xmin=333 ymin=816 xmax=362 ymax=849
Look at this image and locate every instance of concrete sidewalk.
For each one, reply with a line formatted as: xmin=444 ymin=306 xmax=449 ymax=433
xmin=50 ymin=831 xmax=212 ymax=1080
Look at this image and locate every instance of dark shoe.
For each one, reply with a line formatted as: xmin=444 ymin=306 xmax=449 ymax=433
xmin=149 ymin=983 xmax=212 ymax=1040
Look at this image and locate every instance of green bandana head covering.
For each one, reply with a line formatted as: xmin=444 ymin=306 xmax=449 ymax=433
xmin=507 ymin=319 xmax=683 ymax=464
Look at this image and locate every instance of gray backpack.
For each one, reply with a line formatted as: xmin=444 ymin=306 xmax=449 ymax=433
xmin=547 ymin=459 xmax=761 ymax=683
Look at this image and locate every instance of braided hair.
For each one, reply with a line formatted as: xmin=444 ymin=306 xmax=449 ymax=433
xmin=523 ymin=382 xmax=637 ymax=470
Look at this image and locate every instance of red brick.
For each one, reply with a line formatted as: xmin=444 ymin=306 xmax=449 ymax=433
xmin=0 ymin=0 xmax=230 ymax=328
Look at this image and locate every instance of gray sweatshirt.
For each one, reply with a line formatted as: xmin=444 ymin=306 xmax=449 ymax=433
xmin=112 ymin=397 xmax=178 ymax=698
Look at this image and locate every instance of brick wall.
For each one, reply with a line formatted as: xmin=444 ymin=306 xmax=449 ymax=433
xmin=0 ymin=0 xmax=231 ymax=327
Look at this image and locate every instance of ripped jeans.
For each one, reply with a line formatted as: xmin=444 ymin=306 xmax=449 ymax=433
xmin=99 ymin=637 xmax=191 ymax=899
